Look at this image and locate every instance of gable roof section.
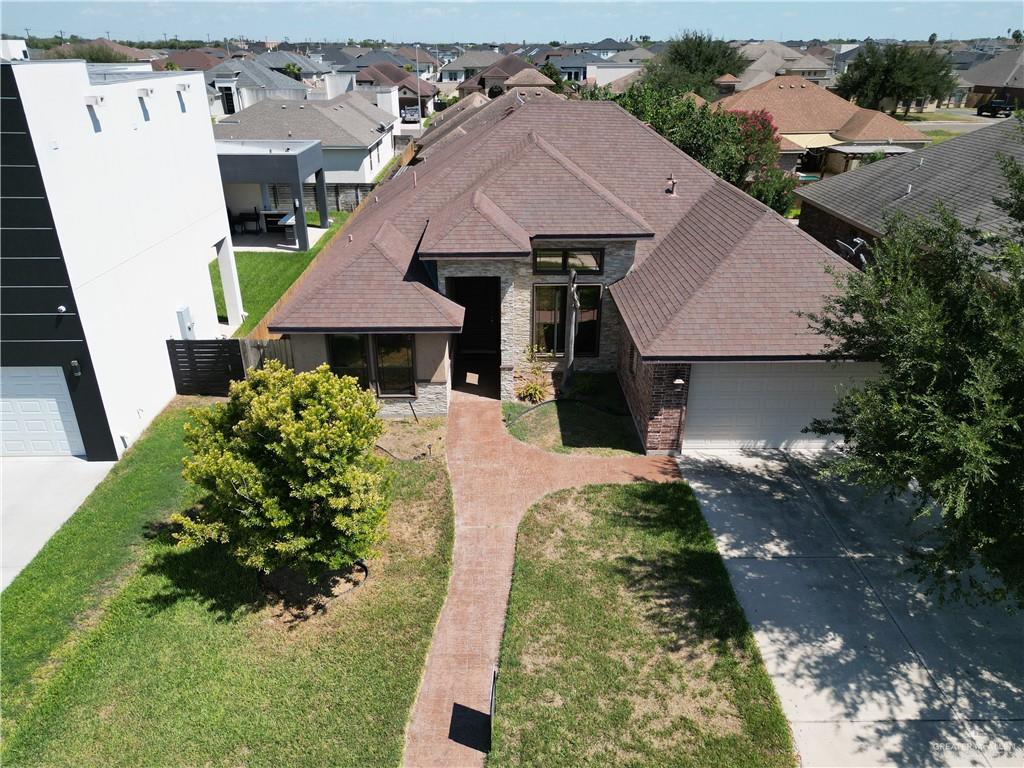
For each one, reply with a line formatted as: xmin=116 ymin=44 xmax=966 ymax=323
xmin=962 ymin=47 xmax=1024 ymax=88
xmin=357 ymin=62 xmax=439 ymax=96
xmin=612 ymin=182 xmax=844 ymax=358
xmin=587 ymin=38 xmax=632 ymax=52
xmin=833 ymin=108 xmax=929 ymax=143
xmin=796 ymin=120 xmax=1022 ymax=243
xmin=419 ymin=131 xmax=653 ymax=255
xmin=271 ymin=89 xmax=854 ymax=356
xmin=504 ymin=68 xmax=555 ymax=86
xmin=213 ymin=93 xmax=393 ymax=148
xmin=440 ymin=50 xmax=503 ymax=72
xmin=206 ymin=60 xmax=307 ymax=91
xmin=718 ymin=76 xmax=859 ymax=132
xmin=256 ymin=50 xmax=333 ymax=75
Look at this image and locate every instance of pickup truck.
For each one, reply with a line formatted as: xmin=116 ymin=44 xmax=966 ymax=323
xmin=977 ymin=99 xmax=1014 ymax=117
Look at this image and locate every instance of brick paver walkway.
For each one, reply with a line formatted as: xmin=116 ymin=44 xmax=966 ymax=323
xmin=403 ymin=391 xmax=679 ymax=767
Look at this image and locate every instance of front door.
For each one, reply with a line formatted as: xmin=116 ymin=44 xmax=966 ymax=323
xmin=449 ymin=277 xmax=500 ymax=355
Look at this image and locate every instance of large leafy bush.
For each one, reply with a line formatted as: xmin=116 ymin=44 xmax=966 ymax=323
xmin=174 ymin=362 xmax=389 ymax=579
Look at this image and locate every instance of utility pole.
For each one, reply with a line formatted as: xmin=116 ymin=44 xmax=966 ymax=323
xmin=57 ymin=29 xmax=64 ymax=44
xmin=23 ymin=27 xmax=31 ymax=41
xmin=105 ymin=30 xmax=111 ymax=40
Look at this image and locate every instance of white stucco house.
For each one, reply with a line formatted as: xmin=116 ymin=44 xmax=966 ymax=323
xmin=0 ymin=59 xmax=243 ymax=460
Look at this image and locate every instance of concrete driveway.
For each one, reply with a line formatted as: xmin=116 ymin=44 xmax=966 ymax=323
xmin=1 ymin=456 xmax=114 ymax=590
xmin=679 ymin=451 xmax=1023 ymax=768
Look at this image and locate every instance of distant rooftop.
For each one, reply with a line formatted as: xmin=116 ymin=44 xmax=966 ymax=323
xmin=215 ymin=138 xmax=320 ymax=156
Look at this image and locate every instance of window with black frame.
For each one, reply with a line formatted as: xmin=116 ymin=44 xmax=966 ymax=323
xmin=532 ymin=248 xmax=603 ymax=275
xmin=328 ymin=334 xmax=369 ymax=388
xmin=374 ymin=334 xmax=415 ymax=396
xmin=532 ymin=285 xmax=601 ymax=357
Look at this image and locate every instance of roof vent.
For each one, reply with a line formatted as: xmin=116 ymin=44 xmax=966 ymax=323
xmin=666 ymin=173 xmax=677 ymax=196
xmin=800 ymin=84 xmax=806 ymax=88
xmin=281 ymin=104 xmax=287 ymax=108
xmin=299 ymin=104 xmax=305 ymax=109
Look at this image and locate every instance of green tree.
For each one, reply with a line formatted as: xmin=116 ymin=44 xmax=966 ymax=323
xmin=928 ymin=32 xmax=938 ymax=46
xmin=282 ymin=62 xmax=303 ymax=81
xmin=47 ymin=43 xmax=132 ymax=64
xmin=539 ymin=60 xmax=566 ymax=94
xmin=642 ymin=30 xmax=748 ymax=99
xmin=805 ymin=162 xmax=1024 ymax=604
xmin=1013 ymin=29 xmax=1023 ymax=45
xmin=609 ymin=82 xmax=794 ymax=212
xmin=175 ymin=362 xmax=390 ymax=580
xmin=548 ymin=40 xmax=561 ymax=47
xmin=163 ymin=61 xmax=180 ymax=71
xmin=836 ymin=42 xmax=958 ymax=114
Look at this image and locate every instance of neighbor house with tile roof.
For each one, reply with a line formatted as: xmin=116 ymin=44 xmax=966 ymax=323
xmin=795 ymin=120 xmax=1023 ymax=257
xmin=263 ymin=88 xmax=878 ymax=451
xmin=205 ymin=59 xmax=308 ymax=114
xmin=718 ymin=76 xmax=930 ymax=176
xmin=439 ymin=51 xmax=504 ymax=82
xmin=455 ymin=55 xmax=537 ymax=97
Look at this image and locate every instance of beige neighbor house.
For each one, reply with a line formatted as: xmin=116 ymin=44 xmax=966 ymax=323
xmin=267 ymin=89 xmax=877 ymax=452
xmin=718 ymin=76 xmax=931 ymax=176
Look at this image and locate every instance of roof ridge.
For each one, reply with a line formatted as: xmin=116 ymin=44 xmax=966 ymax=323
xmin=470 ymin=188 xmax=532 ymax=250
xmin=525 ymin=131 xmax=653 ymax=234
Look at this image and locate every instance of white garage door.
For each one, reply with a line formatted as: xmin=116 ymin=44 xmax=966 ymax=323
xmin=1 ymin=367 xmax=86 ymax=457
xmin=683 ymin=362 xmax=879 ymax=450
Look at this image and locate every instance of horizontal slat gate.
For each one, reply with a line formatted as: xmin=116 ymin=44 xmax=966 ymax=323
xmin=166 ymin=339 xmax=245 ymax=396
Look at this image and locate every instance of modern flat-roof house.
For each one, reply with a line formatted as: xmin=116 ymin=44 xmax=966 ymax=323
xmin=264 ymin=89 xmax=876 ymax=451
xmin=795 ymin=120 xmax=1023 ymax=258
xmin=213 ymin=93 xmax=398 ymax=211
xmin=717 ymin=76 xmax=930 ymax=176
xmin=0 ymin=60 xmax=243 ymax=460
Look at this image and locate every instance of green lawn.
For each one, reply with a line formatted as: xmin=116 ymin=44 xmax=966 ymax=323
xmin=490 ymin=483 xmax=795 ymax=768
xmin=2 ymin=409 xmax=453 ymax=768
xmin=1 ymin=406 xmax=200 ymax=741
xmin=210 ymin=211 xmax=348 ymax=337
xmin=922 ymin=128 xmax=960 ymax=144
xmin=502 ymin=373 xmax=643 ymax=456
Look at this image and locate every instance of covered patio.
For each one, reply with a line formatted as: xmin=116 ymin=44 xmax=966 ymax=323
xmin=216 ymin=139 xmax=329 ymax=252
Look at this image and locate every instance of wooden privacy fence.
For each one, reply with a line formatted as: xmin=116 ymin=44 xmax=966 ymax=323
xmin=167 ymin=338 xmax=294 ymax=396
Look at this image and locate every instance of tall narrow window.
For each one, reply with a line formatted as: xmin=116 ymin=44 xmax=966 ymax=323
xmin=533 ymin=285 xmax=601 ymax=357
xmin=375 ymin=334 xmax=415 ymax=395
xmin=328 ymin=334 xmax=369 ymax=388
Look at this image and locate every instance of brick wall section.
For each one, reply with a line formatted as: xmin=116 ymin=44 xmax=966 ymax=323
xmin=797 ymin=200 xmax=874 ymax=257
xmin=435 ymin=240 xmax=635 ymax=400
xmin=617 ymin=330 xmax=691 ymax=453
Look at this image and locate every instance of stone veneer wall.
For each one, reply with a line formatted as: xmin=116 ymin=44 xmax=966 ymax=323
xmin=376 ymin=381 xmax=448 ymax=419
xmin=617 ymin=330 xmax=692 ymax=453
xmin=435 ymin=240 xmax=635 ymax=400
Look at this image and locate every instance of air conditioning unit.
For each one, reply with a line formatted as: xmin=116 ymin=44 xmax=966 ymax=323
xmin=83 ymin=94 xmax=105 ymax=106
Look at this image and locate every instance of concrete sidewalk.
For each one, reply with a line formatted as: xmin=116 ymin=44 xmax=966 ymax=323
xmin=2 ymin=456 xmax=114 ymax=590
xmin=402 ymin=391 xmax=677 ymax=768
xmin=680 ymin=451 xmax=1024 ymax=768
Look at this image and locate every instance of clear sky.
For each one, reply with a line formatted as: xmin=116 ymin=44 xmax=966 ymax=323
xmin=2 ymin=1 xmax=1021 ymax=45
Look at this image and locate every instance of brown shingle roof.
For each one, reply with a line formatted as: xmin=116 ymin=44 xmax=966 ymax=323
xmin=833 ymin=109 xmax=929 ymax=143
xmin=271 ymin=88 xmax=853 ymax=357
xmin=504 ymin=68 xmax=555 ymax=87
xmin=718 ymin=75 xmax=858 ymax=133
xmin=717 ymin=75 xmax=927 ymax=144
